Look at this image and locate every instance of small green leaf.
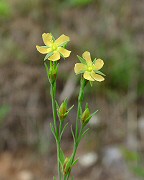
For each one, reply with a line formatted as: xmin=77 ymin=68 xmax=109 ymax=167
xmin=55 ymin=100 xmax=59 ymax=110
xmin=71 ymin=126 xmax=75 ymax=143
xmin=82 ymin=128 xmax=89 ymax=138
xmin=59 ymin=52 xmax=65 ymax=59
xmin=77 ymin=55 xmax=87 ymax=64
xmin=60 ymin=123 xmax=68 ymax=139
xmin=50 ymin=123 xmax=57 ymax=140
xmin=59 ymin=41 xmax=69 ymax=48
xmin=65 ymin=157 xmax=72 ymax=172
xmin=51 ymin=33 xmax=55 ymax=41
xmin=93 ymin=58 xmax=97 ymax=64
xmin=89 ymin=81 xmax=93 ymax=87
xmin=72 ymin=158 xmax=79 ymax=166
xmin=91 ymin=110 xmax=98 ymax=117
xmin=67 ymin=104 xmax=74 ymax=113
xmin=44 ymin=62 xmax=49 ymax=72
xmin=94 ymin=70 xmax=106 ymax=76
xmin=44 ymin=52 xmax=53 ymax=61
xmin=59 ymin=148 xmax=65 ymax=164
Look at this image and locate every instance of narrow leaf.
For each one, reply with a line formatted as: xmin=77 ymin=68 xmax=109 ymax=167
xmin=71 ymin=126 xmax=75 ymax=143
xmin=59 ymin=41 xmax=69 ymax=48
xmin=82 ymin=128 xmax=89 ymax=138
xmin=77 ymin=55 xmax=87 ymax=64
xmin=72 ymin=158 xmax=79 ymax=166
xmin=51 ymin=33 xmax=55 ymax=41
xmin=93 ymin=58 xmax=97 ymax=64
xmin=91 ymin=110 xmax=98 ymax=117
xmin=89 ymin=81 xmax=93 ymax=87
xmin=44 ymin=52 xmax=53 ymax=61
xmin=65 ymin=157 xmax=72 ymax=172
xmin=60 ymin=123 xmax=68 ymax=139
xmin=67 ymin=104 xmax=74 ymax=113
xmin=59 ymin=148 xmax=65 ymax=164
xmin=94 ymin=70 xmax=106 ymax=76
xmin=59 ymin=52 xmax=65 ymax=59
xmin=55 ymin=100 xmax=59 ymax=110
xmin=50 ymin=123 xmax=57 ymax=140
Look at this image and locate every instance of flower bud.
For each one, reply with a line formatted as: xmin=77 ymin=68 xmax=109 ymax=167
xmin=58 ymin=100 xmax=68 ymax=121
xmin=63 ymin=157 xmax=71 ymax=175
xmin=81 ymin=105 xmax=91 ymax=126
xmin=48 ymin=63 xmax=58 ymax=83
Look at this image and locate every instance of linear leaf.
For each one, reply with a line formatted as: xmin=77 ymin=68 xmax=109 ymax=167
xmin=60 ymin=123 xmax=68 ymax=139
xmin=82 ymin=128 xmax=89 ymax=138
xmin=94 ymin=70 xmax=106 ymax=76
xmin=44 ymin=52 xmax=53 ymax=61
xmin=72 ymin=158 xmax=79 ymax=166
xmin=77 ymin=55 xmax=87 ymax=64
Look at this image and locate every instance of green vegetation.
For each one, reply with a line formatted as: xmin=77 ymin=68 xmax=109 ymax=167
xmin=0 ymin=105 xmax=10 ymax=125
xmin=0 ymin=0 xmax=11 ymax=18
xmin=123 ymin=149 xmax=144 ymax=179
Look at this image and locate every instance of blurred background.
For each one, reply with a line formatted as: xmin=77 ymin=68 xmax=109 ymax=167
xmin=0 ymin=0 xmax=144 ymax=179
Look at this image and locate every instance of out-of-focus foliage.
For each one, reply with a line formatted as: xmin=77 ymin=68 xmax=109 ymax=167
xmin=133 ymin=166 xmax=144 ymax=178
xmin=0 ymin=105 xmax=10 ymax=125
xmin=67 ymin=0 xmax=93 ymax=7
xmin=123 ymin=149 xmax=144 ymax=178
xmin=0 ymin=0 xmax=11 ymax=18
xmin=107 ymin=39 xmax=138 ymax=91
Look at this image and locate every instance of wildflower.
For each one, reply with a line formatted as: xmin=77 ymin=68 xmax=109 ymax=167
xmin=36 ymin=33 xmax=71 ymax=61
xmin=74 ymin=51 xmax=105 ymax=82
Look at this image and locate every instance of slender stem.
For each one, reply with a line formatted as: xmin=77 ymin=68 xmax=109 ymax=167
xmin=46 ymin=61 xmax=62 ymax=180
xmin=50 ymin=82 xmax=62 ymax=180
xmin=65 ymin=77 xmax=86 ymax=180
xmin=65 ymin=127 xmax=84 ymax=180
xmin=59 ymin=120 xmax=63 ymax=138
xmin=50 ymin=81 xmax=58 ymax=134
xmin=75 ymin=77 xmax=86 ymax=139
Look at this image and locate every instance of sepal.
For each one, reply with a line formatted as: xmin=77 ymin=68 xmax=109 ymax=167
xmin=56 ymin=99 xmax=74 ymax=122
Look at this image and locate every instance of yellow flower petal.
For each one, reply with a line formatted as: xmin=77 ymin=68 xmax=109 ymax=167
xmin=48 ymin=51 xmax=60 ymax=61
xmin=82 ymin=51 xmax=92 ymax=65
xmin=91 ymin=71 xmax=105 ymax=82
xmin=74 ymin=63 xmax=87 ymax=74
xmin=83 ymin=71 xmax=95 ymax=81
xmin=58 ymin=47 xmax=71 ymax=58
xmin=36 ymin=46 xmax=52 ymax=54
xmin=55 ymin=34 xmax=70 ymax=46
xmin=42 ymin=33 xmax=53 ymax=46
xmin=94 ymin=59 xmax=104 ymax=70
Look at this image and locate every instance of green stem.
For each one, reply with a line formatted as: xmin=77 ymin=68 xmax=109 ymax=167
xmin=50 ymin=81 xmax=58 ymax=134
xmin=75 ymin=77 xmax=86 ymax=139
xmin=65 ymin=77 xmax=86 ymax=180
xmin=50 ymin=82 xmax=62 ymax=180
xmin=59 ymin=120 xmax=63 ymax=138
xmin=45 ymin=61 xmax=62 ymax=180
xmin=65 ymin=127 xmax=84 ymax=180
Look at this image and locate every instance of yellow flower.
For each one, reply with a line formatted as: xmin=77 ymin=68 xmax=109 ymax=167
xmin=74 ymin=51 xmax=105 ymax=82
xmin=36 ymin=33 xmax=71 ymax=61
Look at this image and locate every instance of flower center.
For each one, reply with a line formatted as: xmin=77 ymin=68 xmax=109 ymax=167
xmin=87 ymin=66 xmax=93 ymax=72
xmin=52 ymin=43 xmax=58 ymax=51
